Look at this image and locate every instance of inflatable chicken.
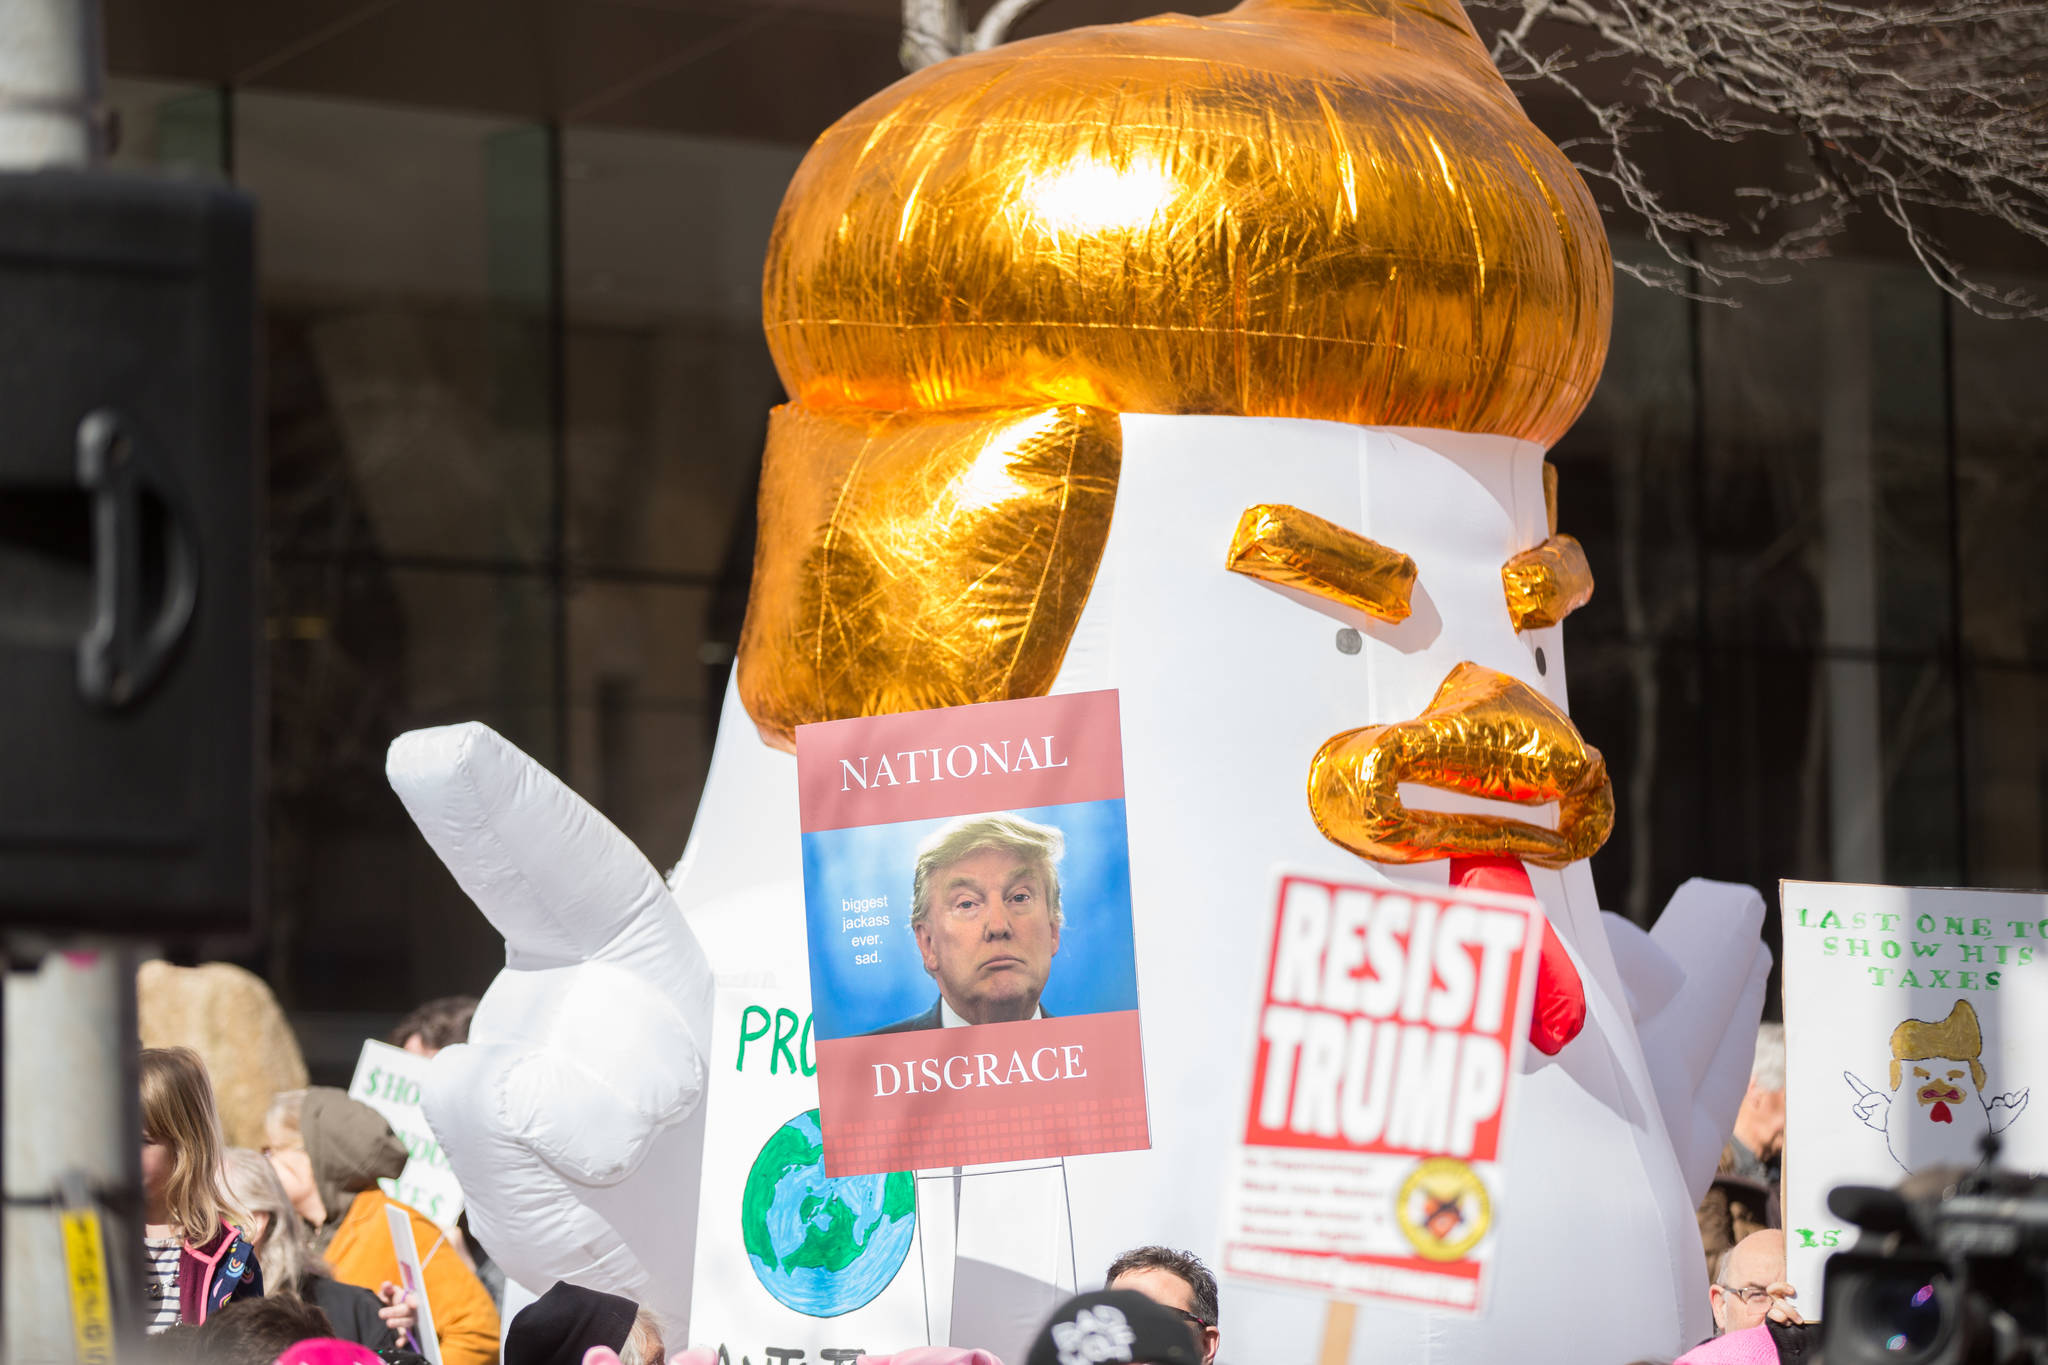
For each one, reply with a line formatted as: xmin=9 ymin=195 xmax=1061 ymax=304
xmin=388 ymin=0 xmax=1772 ymax=1360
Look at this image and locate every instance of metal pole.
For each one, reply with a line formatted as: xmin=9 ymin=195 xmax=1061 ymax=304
xmin=0 ymin=6 xmax=133 ymax=1361
xmin=0 ymin=0 xmax=101 ymax=168
xmin=4 ymin=943 xmax=144 ymax=1364
xmin=1820 ymin=272 xmax=1885 ymax=882
xmin=4 ymin=7 xmax=241 ymax=1362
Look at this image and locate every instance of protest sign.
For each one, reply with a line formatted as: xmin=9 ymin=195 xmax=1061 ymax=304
xmin=798 ymin=689 xmax=1148 ymax=1177
xmin=685 ymin=895 xmax=935 ymax=1357
xmin=1219 ymin=871 xmax=1543 ymax=1314
xmin=386 ymin=1204 xmax=443 ymax=1365
xmin=349 ymin=1040 xmax=464 ymax=1233
xmin=1782 ymin=881 xmax=2046 ymax=1299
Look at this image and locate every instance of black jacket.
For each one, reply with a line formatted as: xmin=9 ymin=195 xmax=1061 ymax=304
xmin=868 ymin=1000 xmax=945 ymax=1034
xmin=865 ymin=999 xmax=1054 ymax=1034
xmin=305 ymin=1273 xmax=400 ymax=1354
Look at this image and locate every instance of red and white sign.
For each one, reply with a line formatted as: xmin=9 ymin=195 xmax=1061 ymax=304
xmin=1220 ymin=871 xmax=1543 ymax=1314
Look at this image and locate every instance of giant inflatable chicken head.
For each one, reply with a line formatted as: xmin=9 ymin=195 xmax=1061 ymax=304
xmin=390 ymin=2 xmax=1772 ymax=1361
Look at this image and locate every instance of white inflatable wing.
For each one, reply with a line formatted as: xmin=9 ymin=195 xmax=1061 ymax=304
xmin=1629 ymin=878 xmax=1774 ymax=1203
xmin=1602 ymin=909 xmax=1686 ymax=1026
xmin=387 ymin=722 xmax=714 ymax=1327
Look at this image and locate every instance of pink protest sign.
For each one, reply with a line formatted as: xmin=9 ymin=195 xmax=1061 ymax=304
xmin=797 ymin=689 xmax=1126 ymax=831
xmin=798 ymin=690 xmax=1150 ymax=1175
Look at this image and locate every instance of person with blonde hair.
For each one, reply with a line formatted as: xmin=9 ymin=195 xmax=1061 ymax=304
xmin=870 ymin=811 xmax=1066 ymax=1032
xmin=139 ymin=1046 xmax=263 ymax=1332
xmin=222 ymin=1148 xmax=418 ymax=1352
xmin=265 ymin=1087 xmax=500 ymax=1365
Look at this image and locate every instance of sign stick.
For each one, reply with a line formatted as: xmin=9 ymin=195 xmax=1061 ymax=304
xmin=1318 ymin=1300 xmax=1355 ymax=1365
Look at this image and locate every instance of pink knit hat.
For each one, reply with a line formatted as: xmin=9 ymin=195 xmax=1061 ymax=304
xmin=1673 ymin=1326 xmax=1780 ymax=1365
xmin=582 ymin=1348 xmax=1008 ymax=1365
xmin=274 ymin=1341 xmax=384 ymax=1365
xmin=862 ymin=1351 xmax=1004 ymax=1365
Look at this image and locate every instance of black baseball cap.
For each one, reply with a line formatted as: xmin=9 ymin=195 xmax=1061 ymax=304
xmin=1026 ymin=1290 xmax=1204 ymax=1365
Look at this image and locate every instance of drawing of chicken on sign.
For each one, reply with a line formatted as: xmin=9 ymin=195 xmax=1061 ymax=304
xmin=1781 ymin=881 xmax=2045 ymax=1297
xmin=1219 ymin=872 xmax=1543 ymax=1314
xmin=797 ymin=690 xmax=1148 ymax=1177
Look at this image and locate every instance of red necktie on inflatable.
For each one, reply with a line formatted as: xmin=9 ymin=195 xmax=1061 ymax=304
xmin=1449 ymin=856 xmax=1586 ymax=1056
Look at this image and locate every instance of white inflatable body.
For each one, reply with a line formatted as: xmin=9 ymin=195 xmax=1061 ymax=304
xmin=393 ymin=416 xmax=1771 ymax=1364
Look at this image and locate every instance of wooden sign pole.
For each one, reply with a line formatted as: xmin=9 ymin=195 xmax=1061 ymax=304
xmin=1318 ymin=1300 xmax=1356 ymax=1365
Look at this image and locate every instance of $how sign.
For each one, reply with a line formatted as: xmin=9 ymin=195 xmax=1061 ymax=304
xmin=349 ymin=1039 xmax=465 ymax=1234
xmin=1781 ymin=880 xmax=2048 ymax=1300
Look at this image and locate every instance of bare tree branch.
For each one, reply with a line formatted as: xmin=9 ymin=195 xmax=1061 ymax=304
xmin=902 ymin=0 xmax=2048 ymax=316
xmin=1474 ymin=0 xmax=2048 ymax=316
xmin=900 ymin=0 xmax=962 ymax=70
xmin=974 ymin=0 xmax=1054 ymax=50
xmin=901 ymin=0 xmax=1051 ymax=68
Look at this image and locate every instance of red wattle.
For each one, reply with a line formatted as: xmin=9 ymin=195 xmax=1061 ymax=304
xmin=1449 ymin=855 xmax=1586 ymax=1056
xmin=1930 ymin=1101 xmax=1953 ymax=1124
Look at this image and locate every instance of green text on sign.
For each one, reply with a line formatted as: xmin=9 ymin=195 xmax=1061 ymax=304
xmin=738 ymin=1005 xmax=818 ymax=1076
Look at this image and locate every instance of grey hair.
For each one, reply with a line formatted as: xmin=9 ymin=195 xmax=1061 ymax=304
xmin=223 ymin=1146 xmax=328 ymax=1295
xmin=1751 ymin=1022 xmax=1786 ymax=1091
xmin=617 ymin=1309 xmax=667 ymax=1365
xmin=909 ymin=811 xmax=1064 ymax=931
xmin=264 ymin=1089 xmax=308 ymax=1148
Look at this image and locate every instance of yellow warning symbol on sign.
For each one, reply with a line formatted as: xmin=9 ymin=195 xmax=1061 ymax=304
xmin=1394 ymin=1156 xmax=1493 ymax=1263
xmin=61 ymin=1207 xmax=117 ymax=1364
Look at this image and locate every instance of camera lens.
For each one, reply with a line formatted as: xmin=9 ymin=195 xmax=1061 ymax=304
xmin=1853 ymin=1268 xmax=1949 ymax=1355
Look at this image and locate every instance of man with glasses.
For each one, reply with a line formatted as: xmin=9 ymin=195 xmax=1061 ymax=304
xmin=1709 ymin=1229 xmax=1802 ymax=1335
xmin=1106 ymin=1247 xmax=1220 ymax=1365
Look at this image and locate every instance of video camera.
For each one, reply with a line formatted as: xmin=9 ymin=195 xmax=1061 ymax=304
xmin=1821 ymin=1164 xmax=2048 ymax=1365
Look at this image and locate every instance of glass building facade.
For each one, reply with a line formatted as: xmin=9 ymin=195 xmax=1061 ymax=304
xmin=103 ymin=9 xmax=2048 ymax=1074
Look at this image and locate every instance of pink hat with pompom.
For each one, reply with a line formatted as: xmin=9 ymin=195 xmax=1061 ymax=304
xmin=274 ymin=1341 xmax=384 ymax=1365
xmin=583 ymin=1348 xmax=1008 ymax=1365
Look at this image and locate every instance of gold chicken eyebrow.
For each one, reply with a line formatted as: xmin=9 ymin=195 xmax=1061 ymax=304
xmin=1502 ymin=533 xmax=1594 ymax=631
xmin=1504 ymin=462 xmax=1594 ymax=630
xmin=1223 ymin=503 xmax=1417 ymax=624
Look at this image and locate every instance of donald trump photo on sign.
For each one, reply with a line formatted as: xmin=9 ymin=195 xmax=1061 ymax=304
xmin=870 ymin=812 xmax=1065 ymax=1032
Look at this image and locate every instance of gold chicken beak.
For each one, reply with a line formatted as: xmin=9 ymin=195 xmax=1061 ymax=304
xmin=735 ymin=0 xmax=1616 ymax=868
xmin=1307 ymin=662 xmax=1613 ymax=868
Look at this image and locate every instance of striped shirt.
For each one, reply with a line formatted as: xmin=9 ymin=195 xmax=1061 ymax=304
xmin=143 ymin=1237 xmax=181 ymax=1334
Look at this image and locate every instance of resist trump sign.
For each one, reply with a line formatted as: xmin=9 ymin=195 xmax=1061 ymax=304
xmin=1219 ymin=872 xmax=1542 ymax=1314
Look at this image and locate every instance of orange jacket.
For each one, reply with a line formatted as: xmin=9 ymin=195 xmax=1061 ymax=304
xmin=325 ymin=1189 xmax=500 ymax=1365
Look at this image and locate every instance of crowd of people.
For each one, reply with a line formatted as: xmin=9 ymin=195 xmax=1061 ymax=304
xmin=125 ymin=993 xmax=1801 ymax=1365
xmin=132 ymin=997 xmax=488 ymax=1362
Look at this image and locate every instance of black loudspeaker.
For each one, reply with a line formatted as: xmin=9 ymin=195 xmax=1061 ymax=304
xmin=0 ymin=170 xmax=259 ymax=935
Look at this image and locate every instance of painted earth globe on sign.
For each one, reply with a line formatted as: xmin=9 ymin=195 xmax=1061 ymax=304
xmin=741 ymin=1109 xmax=917 ymax=1316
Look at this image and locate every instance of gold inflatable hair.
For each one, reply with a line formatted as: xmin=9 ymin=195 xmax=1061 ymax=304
xmin=737 ymin=0 xmax=1615 ymax=747
xmin=764 ymin=0 xmax=1612 ymax=442
xmin=1888 ymin=999 xmax=1986 ymax=1092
